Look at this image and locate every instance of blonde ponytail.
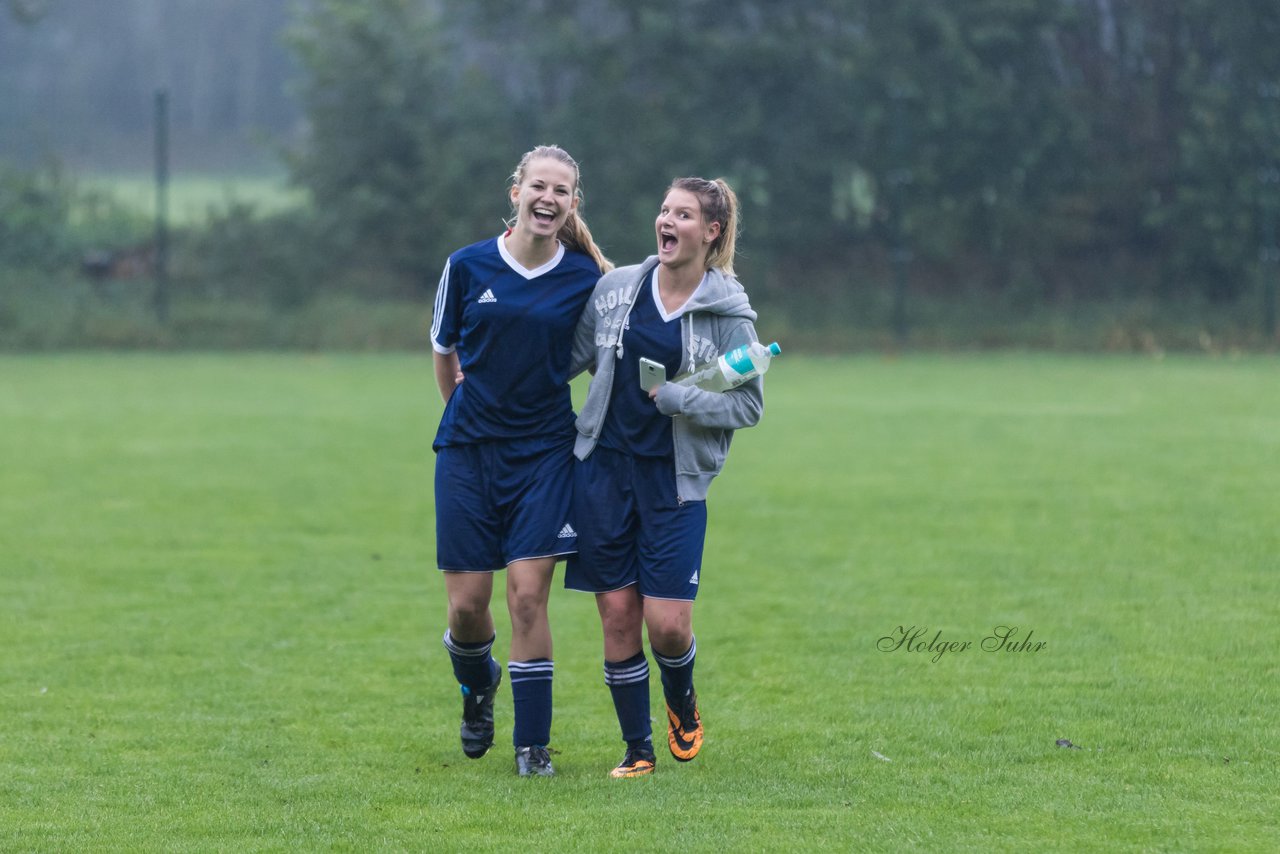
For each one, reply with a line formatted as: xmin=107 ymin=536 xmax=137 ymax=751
xmin=560 ymin=210 xmax=614 ymax=273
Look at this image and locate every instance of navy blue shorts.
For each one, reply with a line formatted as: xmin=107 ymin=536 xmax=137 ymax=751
xmin=565 ymin=446 xmax=707 ymax=601
xmin=434 ymin=434 xmax=577 ymax=572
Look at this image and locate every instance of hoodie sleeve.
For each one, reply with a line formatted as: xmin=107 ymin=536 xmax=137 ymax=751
xmin=652 ymin=315 xmax=763 ymax=429
xmin=653 ymin=375 xmax=763 ymax=429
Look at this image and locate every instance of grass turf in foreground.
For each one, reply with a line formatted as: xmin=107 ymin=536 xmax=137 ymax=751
xmin=0 ymin=353 xmax=1276 ymax=851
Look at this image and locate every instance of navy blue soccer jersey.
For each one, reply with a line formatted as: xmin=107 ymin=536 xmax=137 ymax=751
xmin=599 ymin=269 xmax=686 ymax=458
xmin=431 ymin=235 xmax=601 ymax=449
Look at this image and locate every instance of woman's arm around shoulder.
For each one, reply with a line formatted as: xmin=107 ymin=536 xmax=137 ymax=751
xmin=569 ymin=297 xmax=598 ymax=378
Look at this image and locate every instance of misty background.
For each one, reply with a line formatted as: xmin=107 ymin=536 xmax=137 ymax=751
xmin=1 ymin=0 xmax=299 ymax=172
xmin=1 ymin=0 xmax=1278 ymax=350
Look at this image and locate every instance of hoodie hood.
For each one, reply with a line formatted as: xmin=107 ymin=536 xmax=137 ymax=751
xmin=636 ymin=255 xmax=757 ymax=322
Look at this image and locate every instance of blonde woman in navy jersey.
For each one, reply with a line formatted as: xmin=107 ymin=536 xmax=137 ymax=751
xmin=430 ymin=145 xmax=611 ymax=777
xmin=568 ymin=177 xmax=764 ymax=777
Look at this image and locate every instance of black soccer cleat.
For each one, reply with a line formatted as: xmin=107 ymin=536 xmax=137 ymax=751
xmin=610 ymin=741 xmax=656 ymax=778
xmin=459 ymin=668 xmax=501 ymax=759
xmin=515 ymin=745 xmax=555 ymax=777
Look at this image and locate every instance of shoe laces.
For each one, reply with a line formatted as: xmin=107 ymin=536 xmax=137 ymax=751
xmin=676 ymin=692 xmax=699 ymax=730
xmin=622 ymin=744 xmax=655 ymax=766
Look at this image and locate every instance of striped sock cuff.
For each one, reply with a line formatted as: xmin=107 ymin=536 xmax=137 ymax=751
xmin=442 ymin=630 xmax=495 ymax=659
xmin=653 ymin=636 xmax=696 ymax=669
xmin=604 ymin=654 xmax=650 ymax=687
xmin=508 ymin=659 xmax=554 ymax=684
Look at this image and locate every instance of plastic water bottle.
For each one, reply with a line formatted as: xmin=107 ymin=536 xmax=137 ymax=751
xmin=677 ymin=341 xmax=781 ymax=392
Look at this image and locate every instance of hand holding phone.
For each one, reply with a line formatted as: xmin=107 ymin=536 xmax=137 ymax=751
xmin=639 ymin=357 xmax=666 ymax=392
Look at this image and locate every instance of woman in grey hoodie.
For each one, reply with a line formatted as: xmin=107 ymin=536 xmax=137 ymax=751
xmin=567 ymin=177 xmax=765 ymax=777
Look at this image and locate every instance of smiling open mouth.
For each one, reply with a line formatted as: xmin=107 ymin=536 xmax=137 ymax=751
xmin=532 ymin=207 xmax=555 ymax=224
xmin=660 ymin=234 xmax=677 ymax=251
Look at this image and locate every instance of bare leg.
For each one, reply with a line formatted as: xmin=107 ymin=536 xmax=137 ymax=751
xmin=643 ymin=597 xmax=693 ymax=658
xmin=444 ymin=571 xmax=495 ymax=642
xmin=506 ymin=557 xmax=555 ymax=660
xmin=597 ymin=585 xmax=645 ymax=660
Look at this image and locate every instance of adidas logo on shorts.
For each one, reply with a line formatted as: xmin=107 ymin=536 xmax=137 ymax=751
xmin=478 ymin=289 xmax=497 ymax=303
xmin=557 ymin=524 xmax=576 ymax=539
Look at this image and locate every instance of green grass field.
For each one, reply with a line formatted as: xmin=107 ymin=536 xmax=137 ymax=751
xmin=1 ymin=354 xmax=1277 ymax=851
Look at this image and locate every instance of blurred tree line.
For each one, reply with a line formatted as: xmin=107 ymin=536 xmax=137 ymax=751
xmin=3 ymin=0 xmax=1279 ymax=348
xmin=288 ymin=0 xmax=1280 ymax=316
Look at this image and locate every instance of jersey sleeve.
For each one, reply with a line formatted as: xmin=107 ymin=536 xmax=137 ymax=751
xmin=429 ymin=258 xmax=460 ymax=354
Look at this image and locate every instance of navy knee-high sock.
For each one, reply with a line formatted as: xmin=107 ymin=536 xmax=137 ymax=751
xmin=604 ymin=652 xmax=652 ymax=747
xmin=654 ymin=636 xmax=696 ymax=708
xmin=508 ymin=659 xmax=553 ymax=748
xmin=443 ymin=630 xmax=499 ymax=692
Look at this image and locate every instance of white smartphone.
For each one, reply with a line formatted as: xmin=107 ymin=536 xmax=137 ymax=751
xmin=639 ymin=357 xmax=666 ymax=391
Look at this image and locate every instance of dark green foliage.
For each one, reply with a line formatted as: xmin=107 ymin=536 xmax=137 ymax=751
xmin=285 ymin=0 xmax=1280 ymax=312
xmin=0 ymin=162 xmax=72 ymax=270
xmin=5 ymin=0 xmax=1278 ymax=347
xmin=0 ymin=160 xmax=150 ymax=270
xmin=286 ymin=0 xmax=523 ymax=286
xmin=178 ymin=203 xmax=336 ymax=309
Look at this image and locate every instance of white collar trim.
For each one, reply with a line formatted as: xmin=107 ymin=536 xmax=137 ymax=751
xmin=651 ymin=267 xmax=705 ymax=322
xmin=498 ymin=234 xmax=564 ymax=279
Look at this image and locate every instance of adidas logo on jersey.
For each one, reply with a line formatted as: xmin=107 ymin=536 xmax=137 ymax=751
xmin=557 ymin=524 xmax=577 ymax=539
xmin=478 ymin=289 xmax=497 ymax=303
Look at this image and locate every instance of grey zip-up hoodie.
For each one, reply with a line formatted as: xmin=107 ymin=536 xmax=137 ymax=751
xmin=570 ymin=256 xmax=764 ymax=502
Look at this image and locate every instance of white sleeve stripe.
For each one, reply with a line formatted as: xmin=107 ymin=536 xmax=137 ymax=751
xmin=429 ymin=258 xmax=451 ymax=346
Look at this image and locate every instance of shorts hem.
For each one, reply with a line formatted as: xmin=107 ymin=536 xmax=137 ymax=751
xmin=637 ymin=592 xmax=697 ymax=603
xmin=438 ymin=565 xmax=503 ymax=574
xmin=565 ymin=580 xmax=638 ymax=595
xmin=506 ymin=549 xmax=575 ymax=565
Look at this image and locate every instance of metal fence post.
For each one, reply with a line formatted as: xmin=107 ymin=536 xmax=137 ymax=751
xmin=888 ymin=87 xmax=914 ymax=346
xmin=1261 ymin=82 xmax=1279 ymax=342
xmin=153 ymin=88 xmax=170 ymax=324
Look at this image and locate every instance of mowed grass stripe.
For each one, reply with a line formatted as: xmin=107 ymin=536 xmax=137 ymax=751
xmin=1 ymin=354 xmax=1276 ymax=851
